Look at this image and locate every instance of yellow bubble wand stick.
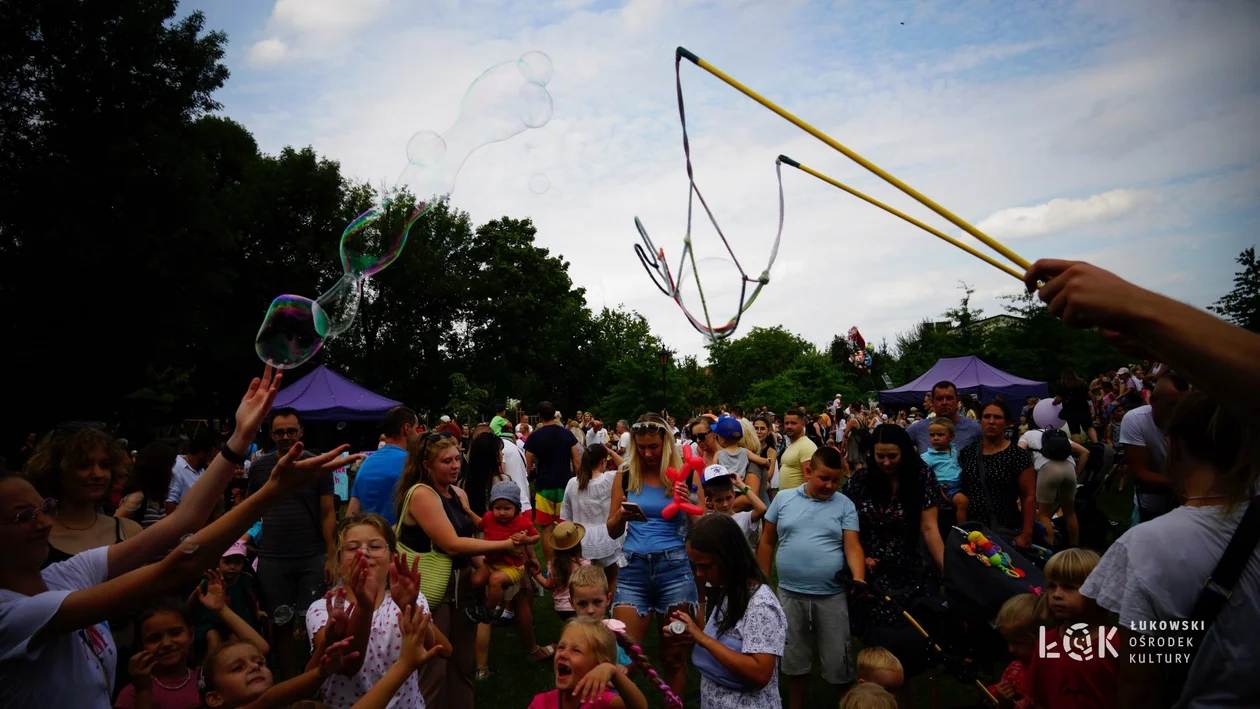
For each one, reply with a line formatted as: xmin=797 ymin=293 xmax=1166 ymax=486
xmin=676 ymin=47 xmax=1031 ymax=275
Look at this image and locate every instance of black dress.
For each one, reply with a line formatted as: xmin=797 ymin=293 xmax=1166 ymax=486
xmin=958 ymin=440 xmax=1032 ymax=538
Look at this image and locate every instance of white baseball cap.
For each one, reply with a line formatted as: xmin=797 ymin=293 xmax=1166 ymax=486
xmin=440 ymin=415 xmax=451 ymax=423
xmin=702 ymin=464 xmax=735 ymax=484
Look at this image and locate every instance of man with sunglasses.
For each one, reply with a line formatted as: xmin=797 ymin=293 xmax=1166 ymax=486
xmin=245 ymin=407 xmax=335 ymax=680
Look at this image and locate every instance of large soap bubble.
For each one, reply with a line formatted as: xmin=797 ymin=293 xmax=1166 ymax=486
xmin=257 ymin=52 xmax=554 ymax=368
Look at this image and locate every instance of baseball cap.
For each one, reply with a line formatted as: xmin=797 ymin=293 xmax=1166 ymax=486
xmin=713 ymin=415 xmax=743 ymax=439
xmin=489 ymin=480 xmax=522 ymax=510
xmin=440 ymin=415 xmax=451 ymax=423
xmin=1117 ymin=367 xmax=1130 ymax=376
xmin=702 ymin=464 xmax=735 ymax=484
xmin=222 ymin=539 xmax=249 ymax=558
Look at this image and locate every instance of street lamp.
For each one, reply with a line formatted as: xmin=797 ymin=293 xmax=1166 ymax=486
xmin=658 ymin=347 xmax=671 ymax=415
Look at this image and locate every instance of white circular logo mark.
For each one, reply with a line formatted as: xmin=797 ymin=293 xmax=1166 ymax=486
xmin=1063 ymin=622 xmax=1095 ymax=661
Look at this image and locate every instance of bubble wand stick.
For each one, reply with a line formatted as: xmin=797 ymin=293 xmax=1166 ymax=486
xmin=778 ymin=155 xmax=1024 ymax=281
xmin=676 ymin=46 xmax=1032 ymax=274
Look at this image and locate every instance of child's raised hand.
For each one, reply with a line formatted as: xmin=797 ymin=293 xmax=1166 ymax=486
xmin=347 ymin=550 xmax=379 ymax=609
xmin=128 ymin=649 xmax=158 ymax=684
xmin=189 ymin=569 xmax=227 ymax=612
xmin=389 ymin=553 xmax=422 ymax=611
xmin=398 ymin=604 xmax=441 ymax=669
xmin=324 ymin=587 xmax=356 ymax=644
xmin=318 ymin=636 xmax=361 ymax=679
xmin=572 ymin=662 xmax=616 ymax=704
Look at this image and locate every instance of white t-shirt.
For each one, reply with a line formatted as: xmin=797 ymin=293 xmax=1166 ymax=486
xmin=0 ymin=547 xmax=116 ymax=708
xmin=618 ymin=431 xmax=630 ymax=453
xmin=166 ymin=455 xmax=200 ymax=504
xmin=1120 ymin=405 xmax=1172 ymax=515
xmin=730 ymin=510 xmax=754 ymax=537
xmin=585 ymin=428 xmax=608 ymax=447
xmin=1081 ymin=503 xmax=1260 ymax=708
xmin=306 ymin=590 xmax=428 ymax=708
xmin=559 ymin=472 xmax=624 ymax=563
xmin=1019 ymin=427 xmax=1076 ymax=471
xmin=500 ymin=439 xmax=531 ymax=511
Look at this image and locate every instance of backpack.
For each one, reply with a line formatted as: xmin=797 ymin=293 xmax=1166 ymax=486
xmin=1038 ymin=428 xmax=1072 ymax=461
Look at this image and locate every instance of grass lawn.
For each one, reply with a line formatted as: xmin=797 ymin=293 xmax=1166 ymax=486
xmin=474 ymin=481 xmax=1134 ymax=708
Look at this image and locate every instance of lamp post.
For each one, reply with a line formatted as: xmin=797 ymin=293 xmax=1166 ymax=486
xmin=658 ymin=347 xmax=671 ymax=416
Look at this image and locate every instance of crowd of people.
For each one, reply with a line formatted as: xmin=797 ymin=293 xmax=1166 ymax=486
xmin=1 ymin=258 xmax=1257 ymax=709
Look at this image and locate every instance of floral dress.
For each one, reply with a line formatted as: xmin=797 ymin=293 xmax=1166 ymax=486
xmin=841 ymin=465 xmax=938 ymax=632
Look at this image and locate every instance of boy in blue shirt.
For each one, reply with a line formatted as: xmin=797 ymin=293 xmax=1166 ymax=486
xmin=757 ymin=447 xmax=865 ymax=709
xmin=920 ymin=417 xmax=969 ymax=520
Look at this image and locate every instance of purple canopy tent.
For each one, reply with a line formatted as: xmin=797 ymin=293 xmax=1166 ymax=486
xmin=271 ymin=365 xmax=403 ymax=421
xmin=878 ymin=356 xmax=1048 ymax=406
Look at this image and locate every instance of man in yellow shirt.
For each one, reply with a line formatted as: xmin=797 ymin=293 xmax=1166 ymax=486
xmin=777 ymin=410 xmax=818 ymax=490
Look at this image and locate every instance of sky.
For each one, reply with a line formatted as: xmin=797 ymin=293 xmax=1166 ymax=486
xmin=184 ymin=0 xmax=1260 ymax=361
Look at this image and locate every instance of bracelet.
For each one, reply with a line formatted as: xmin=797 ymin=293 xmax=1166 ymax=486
xmin=219 ymin=444 xmax=250 ymax=465
xmin=740 ymin=486 xmax=751 ymax=496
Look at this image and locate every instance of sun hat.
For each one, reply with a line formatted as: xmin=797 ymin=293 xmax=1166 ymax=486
xmin=551 ymin=521 xmax=585 ymax=551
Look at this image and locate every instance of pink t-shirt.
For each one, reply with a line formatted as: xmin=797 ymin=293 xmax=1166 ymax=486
xmin=113 ymin=678 xmax=199 ymax=709
xmin=528 ymin=688 xmax=617 ymax=709
xmin=549 ymin=558 xmax=591 ymax=612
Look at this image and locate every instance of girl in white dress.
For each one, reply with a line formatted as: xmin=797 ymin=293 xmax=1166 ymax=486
xmin=559 ymin=444 xmax=625 ymax=594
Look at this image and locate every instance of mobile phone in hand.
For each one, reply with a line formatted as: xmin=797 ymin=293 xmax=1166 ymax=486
xmin=620 ymin=502 xmax=648 ymax=522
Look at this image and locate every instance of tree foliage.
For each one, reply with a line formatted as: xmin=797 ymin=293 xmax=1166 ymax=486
xmin=1209 ymin=247 xmax=1260 ymax=332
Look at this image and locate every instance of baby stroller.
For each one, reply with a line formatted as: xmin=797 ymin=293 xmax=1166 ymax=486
xmin=943 ymin=523 xmax=1045 ymax=667
xmin=837 ymin=566 xmax=998 ymax=706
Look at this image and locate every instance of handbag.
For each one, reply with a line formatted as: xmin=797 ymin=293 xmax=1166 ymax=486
xmin=395 ymin=483 xmax=454 ymax=603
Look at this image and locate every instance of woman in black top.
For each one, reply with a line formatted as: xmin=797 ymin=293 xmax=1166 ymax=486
xmin=1058 ymin=368 xmax=1096 ymax=443
xmin=959 ymin=400 xmax=1036 ymax=548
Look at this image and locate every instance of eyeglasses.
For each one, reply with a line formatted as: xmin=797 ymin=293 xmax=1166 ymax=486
xmin=273 ymin=428 xmax=301 ymax=438
xmin=341 ymin=541 xmax=390 ymax=556
xmin=2 ymin=497 xmax=57 ymax=525
xmin=631 ymin=421 xmax=668 ymax=433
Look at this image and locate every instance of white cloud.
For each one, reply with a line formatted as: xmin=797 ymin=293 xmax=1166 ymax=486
xmin=977 ymin=189 xmax=1154 ymax=240
xmin=246 ymin=37 xmax=289 ymax=67
xmin=214 ymin=0 xmax=1260 ymax=360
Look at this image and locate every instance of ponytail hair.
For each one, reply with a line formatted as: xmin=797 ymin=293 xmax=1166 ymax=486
xmin=577 ymin=444 xmax=609 ymax=491
xmin=603 ymin=620 xmax=683 ymax=709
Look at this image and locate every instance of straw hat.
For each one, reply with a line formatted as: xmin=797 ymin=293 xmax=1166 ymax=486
xmin=551 ymin=521 xmax=586 ymax=551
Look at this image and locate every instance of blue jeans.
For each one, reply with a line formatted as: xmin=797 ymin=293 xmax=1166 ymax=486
xmin=614 ymin=547 xmax=698 ymax=616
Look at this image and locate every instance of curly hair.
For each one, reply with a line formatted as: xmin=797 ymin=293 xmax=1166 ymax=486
xmin=25 ymin=428 xmax=125 ymax=501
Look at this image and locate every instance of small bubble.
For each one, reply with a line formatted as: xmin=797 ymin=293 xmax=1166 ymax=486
xmin=336 ymin=421 xmax=347 ymax=431
xmin=273 ymin=605 xmax=294 ymax=625
xmin=528 ymin=173 xmax=551 ymax=194
xmin=180 ymin=534 xmax=199 ymax=553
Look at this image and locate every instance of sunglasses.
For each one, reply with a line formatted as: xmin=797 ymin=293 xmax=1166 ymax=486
xmin=3 ymin=497 xmax=57 ymax=525
xmin=272 ymin=428 xmax=301 ymax=438
xmin=423 ymin=432 xmax=453 ymax=442
xmin=631 ymin=421 xmax=668 ymax=433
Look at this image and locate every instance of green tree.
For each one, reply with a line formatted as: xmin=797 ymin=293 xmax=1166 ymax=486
xmin=1208 ymin=247 xmax=1260 ymax=332
xmin=444 ymin=373 xmax=489 ymax=426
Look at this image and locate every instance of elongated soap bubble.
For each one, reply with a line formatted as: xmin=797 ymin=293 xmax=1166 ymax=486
xmin=255 ymin=295 xmax=325 ymax=369
xmin=258 ymin=51 xmax=554 ymax=369
xmin=313 ymin=274 xmax=363 ymax=338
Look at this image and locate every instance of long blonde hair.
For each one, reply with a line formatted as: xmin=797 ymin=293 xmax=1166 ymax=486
xmin=739 ymin=419 xmax=760 ymax=454
xmin=395 ymin=435 xmax=462 ymax=519
xmin=626 ymin=413 xmax=682 ymax=495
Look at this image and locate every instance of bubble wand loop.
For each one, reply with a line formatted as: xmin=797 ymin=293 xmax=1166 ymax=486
xmin=778 ymin=156 xmax=1025 ymax=281
xmin=676 ymin=46 xmax=1031 ymax=275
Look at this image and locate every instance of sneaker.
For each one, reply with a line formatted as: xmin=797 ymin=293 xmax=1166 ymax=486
xmin=464 ymin=605 xmax=488 ymax=624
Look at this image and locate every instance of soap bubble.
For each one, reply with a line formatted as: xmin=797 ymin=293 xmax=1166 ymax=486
xmin=257 ymin=51 xmax=554 ymax=369
xmin=528 ymin=173 xmax=551 ymax=194
xmin=518 ymin=50 xmax=553 ymax=85
xmin=335 ymin=421 xmax=347 ymax=431
xmin=273 ymin=605 xmax=294 ymax=626
xmin=406 ymin=131 xmax=447 ymax=166
xmin=255 ymin=295 xmax=325 ymax=370
xmin=312 ymin=274 xmax=363 ymax=338
xmin=179 ymin=534 xmax=199 ymax=553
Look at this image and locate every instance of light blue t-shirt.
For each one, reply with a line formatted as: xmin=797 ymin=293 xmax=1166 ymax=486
xmin=920 ymin=443 xmax=962 ymax=486
xmin=350 ymin=444 xmax=407 ymax=525
xmin=623 ymin=483 xmax=687 ymax=555
xmin=764 ymin=487 xmax=859 ymax=595
xmin=907 ymin=416 xmax=982 ymax=456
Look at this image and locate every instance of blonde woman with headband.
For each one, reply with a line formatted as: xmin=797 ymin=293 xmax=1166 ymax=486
xmin=605 ymin=413 xmax=705 ymax=698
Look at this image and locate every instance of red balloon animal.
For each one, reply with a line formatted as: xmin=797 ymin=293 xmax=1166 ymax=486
xmin=661 ymin=444 xmax=706 ymax=520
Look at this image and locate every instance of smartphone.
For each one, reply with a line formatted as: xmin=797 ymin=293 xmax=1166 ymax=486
xmin=620 ymin=502 xmax=649 ymax=522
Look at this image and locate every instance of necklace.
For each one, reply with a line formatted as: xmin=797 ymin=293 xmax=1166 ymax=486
xmin=152 ymin=669 xmax=193 ymax=691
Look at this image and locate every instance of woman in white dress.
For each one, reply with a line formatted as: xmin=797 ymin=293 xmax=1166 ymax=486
xmin=559 ymin=443 xmax=625 ymax=594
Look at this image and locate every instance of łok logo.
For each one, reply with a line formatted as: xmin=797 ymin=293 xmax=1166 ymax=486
xmin=1039 ymin=623 xmax=1118 ymax=661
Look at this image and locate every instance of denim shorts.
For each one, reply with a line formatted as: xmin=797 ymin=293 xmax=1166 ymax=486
xmin=613 ymin=547 xmax=698 ymax=616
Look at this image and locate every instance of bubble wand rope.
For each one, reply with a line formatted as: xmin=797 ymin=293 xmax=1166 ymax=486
xmin=779 ymin=156 xmax=1025 ymax=281
xmin=676 ymin=46 xmax=1031 ymax=274
xmin=634 ymin=50 xmax=788 ymax=341
xmin=607 ymin=625 xmax=684 ymax=709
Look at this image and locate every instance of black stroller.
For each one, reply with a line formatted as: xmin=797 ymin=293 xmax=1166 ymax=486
xmin=839 ymin=563 xmax=999 ymax=706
